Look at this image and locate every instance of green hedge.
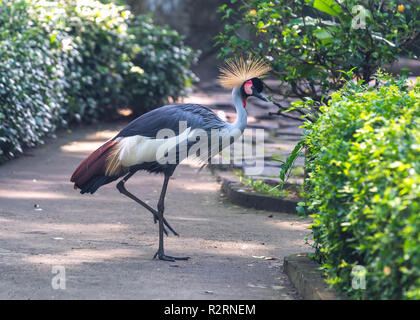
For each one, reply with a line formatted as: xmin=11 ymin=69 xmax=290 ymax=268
xmin=0 ymin=0 xmax=196 ymax=162
xmin=303 ymin=74 xmax=420 ymax=299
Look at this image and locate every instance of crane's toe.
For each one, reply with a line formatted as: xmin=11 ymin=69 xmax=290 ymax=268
xmin=164 ymin=255 xmax=190 ymax=261
xmin=153 ymin=251 xmax=190 ymax=261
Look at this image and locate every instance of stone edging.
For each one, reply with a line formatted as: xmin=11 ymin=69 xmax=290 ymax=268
xmin=221 ymin=178 xmax=299 ymax=214
xmin=283 ymin=253 xmax=343 ymax=300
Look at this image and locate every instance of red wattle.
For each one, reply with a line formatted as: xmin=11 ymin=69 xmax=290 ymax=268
xmin=242 ymin=97 xmax=247 ymax=107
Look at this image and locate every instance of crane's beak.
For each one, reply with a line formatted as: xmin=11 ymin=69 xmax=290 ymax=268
xmin=253 ymin=91 xmax=268 ymax=102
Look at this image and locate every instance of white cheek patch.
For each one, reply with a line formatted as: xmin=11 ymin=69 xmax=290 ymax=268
xmin=244 ymin=80 xmax=253 ymax=95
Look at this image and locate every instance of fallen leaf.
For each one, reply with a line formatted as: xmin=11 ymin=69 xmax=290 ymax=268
xmin=264 ymin=256 xmax=277 ymax=260
xmin=272 ymin=285 xmax=285 ymax=290
xmin=247 ymin=283 xmax=267 ymax=289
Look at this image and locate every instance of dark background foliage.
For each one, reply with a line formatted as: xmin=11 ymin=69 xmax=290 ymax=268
xmin=119 ymin=0 xmax=240 ymax=82
xmin=217 ymin=0 xmax=419 ymax=116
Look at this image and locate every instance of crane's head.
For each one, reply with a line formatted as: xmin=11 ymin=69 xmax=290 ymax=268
xmin=219 ymin=56 xmax=271 ymax=104
xmin=241 ymin=77 xmax=268 ymax=102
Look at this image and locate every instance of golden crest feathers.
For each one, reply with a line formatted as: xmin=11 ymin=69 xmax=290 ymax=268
xmin=218 ymin=56 xmax=271 ymax=89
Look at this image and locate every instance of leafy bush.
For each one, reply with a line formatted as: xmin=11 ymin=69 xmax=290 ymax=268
xmin=56 ymin=1 xmax=133 ymax=122
xmin=0 ymin=0 xmax=196 ymax=162
xmin=217 ymin=0 xmax=419 ymax=111
xmin=0 ymin=0 xmax=66 ymax=158
xmin=124 ymin=15 xmax=197 ymax=116
xmin=303 ymin=73 xmax=420 ymax=299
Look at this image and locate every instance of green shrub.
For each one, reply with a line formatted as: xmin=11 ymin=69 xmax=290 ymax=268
xmin=217 ymin=0 xmax=419 ymax=109
xmin=0 ymin=0 xmax=196 ymax=163
xmin=124 ymin=15 xmax=197 ymax=116
xmin=0 ymin=0 xmax=65 ymax=158
xmin=56 ymin=1 xmax=133 ymax=122
xmin=303 ymin=73 xmax=420 ymax=299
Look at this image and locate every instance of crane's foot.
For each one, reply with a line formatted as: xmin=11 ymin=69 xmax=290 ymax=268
xmin=153 ymin=250 xmax=190 ymax=262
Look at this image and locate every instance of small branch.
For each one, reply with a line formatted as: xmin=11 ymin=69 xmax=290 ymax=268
xmin=269 ymin=93 xmax=317 ymax=123
xmin=270 ymin=99 xmax=291 ymax=111
xmin=271 ymin=99 xmax=309 ymax=118
xmin=269 ymin=111 xmax=304 ymax=122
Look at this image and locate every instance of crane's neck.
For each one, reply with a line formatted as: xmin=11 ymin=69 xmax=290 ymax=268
xmin=230 ymin=86 xmax=247 ymax=133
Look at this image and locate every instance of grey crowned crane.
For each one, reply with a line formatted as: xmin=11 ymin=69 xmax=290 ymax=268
xmin=70 ymin=57 xmax=271 ymax=261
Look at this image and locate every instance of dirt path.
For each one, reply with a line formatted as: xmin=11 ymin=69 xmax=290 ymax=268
xmin=0 ymin=122 xmax=312 ymax=299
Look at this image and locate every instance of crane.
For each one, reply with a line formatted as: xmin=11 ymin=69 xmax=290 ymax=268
xmin=70 ymin=57 xmax=271 ymax=261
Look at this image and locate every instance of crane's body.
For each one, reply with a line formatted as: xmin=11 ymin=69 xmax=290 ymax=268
xmin=70 ymin=57 xmax=270 ymax=261
xmin=72 ymin=87 xmax=246 ymax=194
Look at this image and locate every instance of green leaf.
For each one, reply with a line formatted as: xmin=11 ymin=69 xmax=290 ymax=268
xmin=313 ymin=28 xmax=332 ymax=40
xmin=312 ymin=0 xmax=342 ymax=17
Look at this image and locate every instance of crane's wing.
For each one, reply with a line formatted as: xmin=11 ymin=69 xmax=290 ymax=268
xmin=111 ymin=104 xmax=231 ymax=168
xmin=71 ymin=104 xmax=233 ymax=193
xmin=115 ymin=104 xmax=228 ymax=138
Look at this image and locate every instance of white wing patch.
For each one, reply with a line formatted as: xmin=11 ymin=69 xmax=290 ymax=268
xmin=113 ymin=128 xmax=192 ymax=168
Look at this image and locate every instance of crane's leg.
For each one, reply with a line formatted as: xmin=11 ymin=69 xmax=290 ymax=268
xmin=116 ymin=172 xmax=178 ymax=236
xmin=153 ymin=174 xmax=190 ymax=262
